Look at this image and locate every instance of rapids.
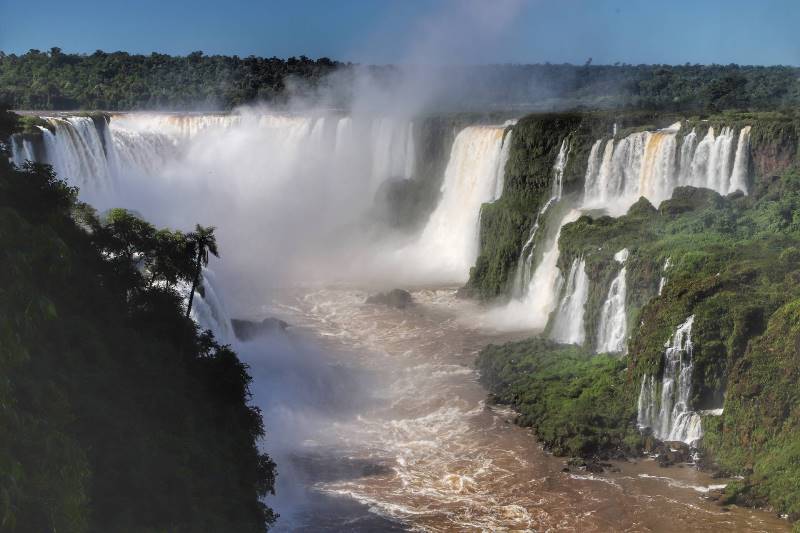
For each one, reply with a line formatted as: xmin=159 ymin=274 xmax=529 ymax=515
xmin=248 ymin=287 xmax=786 ymax=531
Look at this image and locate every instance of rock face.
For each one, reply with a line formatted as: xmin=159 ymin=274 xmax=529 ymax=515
xmin=231 ymin=317 xmax=288 ymax=341
xmin=365 ymin=289 xmax=413 ymax=309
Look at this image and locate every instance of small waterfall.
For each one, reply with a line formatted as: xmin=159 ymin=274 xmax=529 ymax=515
xmin=551 ymin=138 xmax=569 ymax=200
xmin=511 ymin=137 xmax=571 ymax=296
xmin=10 ymin=135 xmax=36 ymax=167
xmin=411 ymin=125 xmax=511 ymax=283
xmin=187 ymin=267 xmax=235 ymax=346
xmin=511 ymin=196 xmax=556 ymax=296
xmin=637 ymin=315 xmax=704 ymax=445
xmin=595 ymin=248 xmax=629 ymax=353
xmin=485 ymin=208 xmax=581 ymax=331
xmin=729 ymin=126 xmax=752 ymax=194
xmin=492 ymin=131 xmax=513 ymax=201
xmin=549 ymin=257 xmax=589 ymax=345
xmin=658 ymin=257 xmax=672 ymax=296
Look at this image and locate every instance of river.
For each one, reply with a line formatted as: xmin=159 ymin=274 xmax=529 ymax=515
xmin=235 ymin=287 xmax=788 ymax=532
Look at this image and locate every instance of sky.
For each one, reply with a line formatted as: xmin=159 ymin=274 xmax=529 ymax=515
xmin=1 ymin=0 xmax=799 ymax=66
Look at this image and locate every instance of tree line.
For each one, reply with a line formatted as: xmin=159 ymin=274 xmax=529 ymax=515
xmin=1 ymin=48 xmax=799 ymax=112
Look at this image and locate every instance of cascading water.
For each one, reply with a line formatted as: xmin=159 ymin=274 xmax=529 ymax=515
xmin=549 ymin=257 xmax=589 ymax=345
xmin=637 ymin=315 xmax=704 ymax=445
xmin=511 ymin=196 xmax=555 ymax=297
xmin=10 ymin=135 xmax=37 ymax=167
xmin=658 ymin=257 xmax=672 ymax=296
xmin=187 ymin=267 xmax=236 ymax=346
xmin=584 ymin=123 xmax=752 ymax=214
xmin=40 ymin=117 xmax=114 ymax=190
xmin=595 ymin=248 xmax=629 ymax=353
xmin=23 ymin=112 xmax=418 ymax=204
xmin=511 ymin=139 xmax=569 ymax=297
xmin=408 ymin=125 xmax=511 ymax=283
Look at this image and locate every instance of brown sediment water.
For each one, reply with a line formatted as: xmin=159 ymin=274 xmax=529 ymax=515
xmin=262 ymin=287 xmax=788 ymax=532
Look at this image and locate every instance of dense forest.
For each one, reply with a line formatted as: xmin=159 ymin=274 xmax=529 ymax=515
xmin=1 ymin=48 xmax=799 ymax=111
xmin=0 ymin=108 xmax=276 ymax=532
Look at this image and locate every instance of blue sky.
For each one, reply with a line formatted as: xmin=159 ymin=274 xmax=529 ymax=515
xmin=1 ymin=0 xmax=798 ymax=65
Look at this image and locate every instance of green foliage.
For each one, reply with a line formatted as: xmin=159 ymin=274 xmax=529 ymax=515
xmin=2 ymin=50 xmax=800 ymax=111
xmin=0 ymin=148 xmax=276 ymax=531
xmin=476 ymin=338 xmax=639 ymax=458
xmin=0 ymin=49 xmax=341 ymax=110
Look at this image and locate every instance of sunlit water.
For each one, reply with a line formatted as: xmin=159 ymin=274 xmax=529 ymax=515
xmin=241 ymin=288 xmax=787 ymax=532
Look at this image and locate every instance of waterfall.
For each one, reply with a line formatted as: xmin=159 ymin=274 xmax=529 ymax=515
xmin=584 ymin=122 xmax=752 ymax=213
xmin=637 ymin=315 xmax=704 ymax=445
xmin=484 ymin=208 xmax=581 ymax=331
xmin=595 ymin=248 xmax=629 ymax=353
xmin=729 ymin=126 xmax=752 ymax=194
xmin=549 ymin=257 xmax=589 ymax=345
xmin=511 ymin=196 xmax=556 ymax=297
xmin=410 ymin=125 xmax=511 ymax=283
xmin=492 ymin=131 xmax=513 ymax=201
xmin=186 ymin=267 xmax=235 ymax=346
xmin=511 ymin=137 xmax=571 ymax=296
xmin=22 ymin=112 xmax=418 ymax=204
xmin=658 ymin=257 xmax=672 ymax=296
xmin=40 ymin=117 xmax=113 ymax=190
xmin=551 ymin=138 xmax=569 ymax=200
xmin=10 ymin=135 xmax=36 ymax=167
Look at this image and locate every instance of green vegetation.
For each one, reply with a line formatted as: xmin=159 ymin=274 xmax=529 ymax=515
xmin=477 ymin=339 xmax=638 ymax=458
xmin=2 ymin=49 xmax=800 ymax=110
xmin=478 ymin=164 xmax=800 ymax=519
xmin=0 ymin=109 xmax=276 ymax=532
xmin=465 ymin=113 xmax=584 ymax=299
xmin=468 ymin=110 xmax=800 ymax=302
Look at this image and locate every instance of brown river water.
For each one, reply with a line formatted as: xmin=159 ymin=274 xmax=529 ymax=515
xmin=242 ymin=287 xmax=788 ymax=532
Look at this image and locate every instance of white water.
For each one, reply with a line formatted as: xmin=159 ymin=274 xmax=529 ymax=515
xmin=10 ymin=135 xmax=36 ymax=167
xmin=658 ymin=257 xmax=672 ymax=296
xmin=549 ymin=257 xmax=589 ymax=345
xmin=584 ymin=123 xmax=752 ymax=214
xmin=511 ymin=138 xmax=570 ymax=296
xmin=595 ymin=248 xmax=629 ymax=353
xmin=31 ymin=112 xmax=417 ymax=209
xmin=637 ymin=315 xmax=704 ymax=445
xmin=39 ymin=117 xmax=115 ymax=192
xmin=482 ymin=207 xmax=581 ymax=331
xmin=404 ymin=125 xmax=511 ymax=284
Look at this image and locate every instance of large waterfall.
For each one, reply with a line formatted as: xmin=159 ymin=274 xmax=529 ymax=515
xmin=637 ymin=315 xmax=704 ymax=445
xmin=549 ymin=257 xmax=589 ymax=345
xmin=407 ymin=126 xmax=512 ymax=283
xmin=584 ymin=123 xmax=752 ymax=214
xmin=9 ymin=111 xmax=521 ymax=288
xmin=15 ymin=112 xmax=417 ymax=204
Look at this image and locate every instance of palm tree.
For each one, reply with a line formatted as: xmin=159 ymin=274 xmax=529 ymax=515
xmin=185 ymin=224 xmax=219 ymax=319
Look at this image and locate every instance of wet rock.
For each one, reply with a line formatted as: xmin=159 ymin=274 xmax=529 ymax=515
xmin=231 ymin=317 xmax=288 ymax=341
xmin=656 ymin=444 xmax=691 ymax=468
xmin=365 ymin=289 xmax=413 ymax=309
xmin=584 ymin=461 xmax=604 ymax=474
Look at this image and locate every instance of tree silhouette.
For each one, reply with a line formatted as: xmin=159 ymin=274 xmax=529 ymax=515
xmin=185 ymin=224 xmax=218 ymax=319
